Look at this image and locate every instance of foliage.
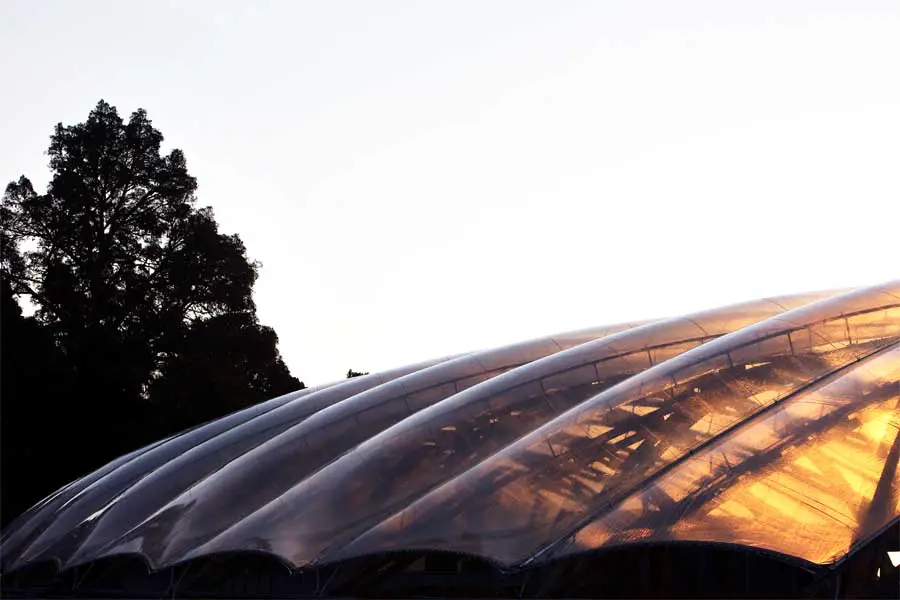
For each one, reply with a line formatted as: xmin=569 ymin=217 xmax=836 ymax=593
xmin=346 ymin=368 xmax=369 ymax=378
xmin=0 ymin=101 xmax=302 ymax=526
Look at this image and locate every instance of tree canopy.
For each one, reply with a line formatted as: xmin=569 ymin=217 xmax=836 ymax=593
xmin=1 ymin=101 xmax=302 ymax=526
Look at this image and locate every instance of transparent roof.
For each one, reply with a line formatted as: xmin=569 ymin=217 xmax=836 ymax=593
xmin=2 ymin=283 xmax=897 ymax=575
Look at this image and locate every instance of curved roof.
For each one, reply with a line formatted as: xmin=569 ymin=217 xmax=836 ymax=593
xmin=2 ymin=282 xmax=898 ymax=576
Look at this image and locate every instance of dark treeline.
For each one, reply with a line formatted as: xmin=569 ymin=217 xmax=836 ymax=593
xmin=0 ymin=101 xmax=356 ymax=528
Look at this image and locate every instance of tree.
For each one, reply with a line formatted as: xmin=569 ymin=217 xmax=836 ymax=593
xmin=0 ymin=280 xmax=71 ymax=525
xmin=1 ymin=101 xmax=302 ymax=524
xmin=347 ymin=369 xmax=369 ymax=378
xmin=147 ymin=312 xmax=301 ymax=434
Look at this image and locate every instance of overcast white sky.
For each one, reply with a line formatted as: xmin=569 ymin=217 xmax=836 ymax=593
xmin=1 ymin=0 xmax=898 ymax=385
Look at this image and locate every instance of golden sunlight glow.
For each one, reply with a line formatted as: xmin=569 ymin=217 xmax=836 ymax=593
xmin=713 ymin=499 xmax=755 ymax=520
xmin=751 ymin=390 xmax=780 ymax=405
xmin=859 ymin=409 xmax=897 ymax=443
xmin=792 ymin=455 xmax=823 ymax=475
xmin=567 ymin=349 xmax=900 ymax=566
xmin=670 ymin=396 xmax=900 ymax=563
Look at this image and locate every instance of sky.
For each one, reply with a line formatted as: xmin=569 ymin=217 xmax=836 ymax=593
xmin=1 ymin=0 xmax=898 ymax=386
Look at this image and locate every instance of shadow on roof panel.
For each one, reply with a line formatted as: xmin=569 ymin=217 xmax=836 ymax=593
xmin=331 ymin=282 xmax=900 ymax=567
xmin=65 ymin=322 xmax=640 ymax=570
xmin=0 ymin=436 xmax=170 ymax=567
xmin=6 ymin=357 xmax=455 ymax=573
xmin=0 ymin=385 xmax=321 ymax=572
xmin=172 ymin=291 xmax=836 ymax=569
xmin=550 ymin=342 xmax=900 ymax=566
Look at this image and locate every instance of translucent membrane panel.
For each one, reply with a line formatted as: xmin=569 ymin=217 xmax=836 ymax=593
xmin=334 ymin=283 xmax=900 ymax=567
xmin=0 ymin=435 xmax=172 ymax=571
xmin=83 ymin=324 xmax=640 ymax=569
xmin=552 ymin=344 xmax=900 ymax=566
xmin=11 ymin=357 xmax=453 ymax=571
xmin=0 ymin=385 xmax=318 ymax=572
xmin=180 ymin=291 xmax=833 ymax=569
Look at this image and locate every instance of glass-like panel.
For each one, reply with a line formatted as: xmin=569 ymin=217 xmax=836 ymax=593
xmin=78 ymin=324 xmax=638 ymax=568
xmin=0 ymin=434 xmax=173 ymax=571
xmin=326 ymin=283 xmax=899 ymax=567
xmin=554 ymin=344 xmax=900 ymax=566
xmin=171 ymin=292 xmax=832 ymax=569
xmin=13 ymin=357 xmax=454 ymax=571
xmin=0 ymin=384 xmax=318 ymax=571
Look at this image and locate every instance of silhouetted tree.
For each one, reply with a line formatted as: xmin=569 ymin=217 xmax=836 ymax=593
xmin=347 ymin=369 xmax=369 ymax=378
xmin=148 ymin=312 xmax=301 ymax=433
xmin=1 ymin=100 xmax=301 ymax=525
xmin=0 ymin=280 xmax=72 ymax=526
